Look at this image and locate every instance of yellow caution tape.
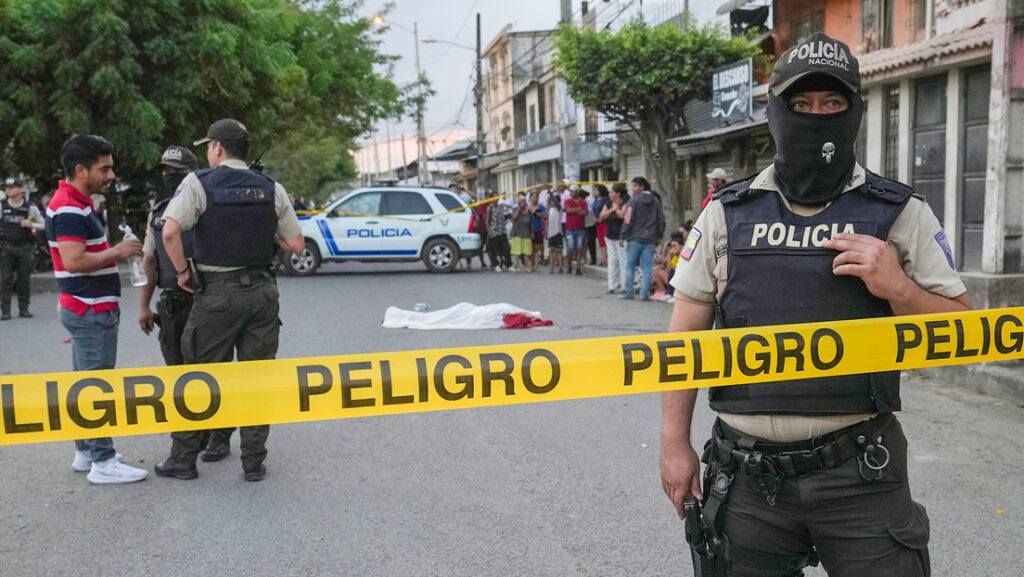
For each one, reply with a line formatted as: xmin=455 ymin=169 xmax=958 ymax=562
xmin=2 ymin=308 xmax=1021 ymax=445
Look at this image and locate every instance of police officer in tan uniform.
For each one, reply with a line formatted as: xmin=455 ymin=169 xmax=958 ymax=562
xmin=153 ymin=119 xmax=304 ymax=482
xmin=661 ymin=33 xmax=970 ymax=576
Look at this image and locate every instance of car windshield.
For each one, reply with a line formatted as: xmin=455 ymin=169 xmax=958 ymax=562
xmin=333 ymin=191 xmax=382 ymax=216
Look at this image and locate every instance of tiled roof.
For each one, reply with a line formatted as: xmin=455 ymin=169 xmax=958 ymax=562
xmin=859 ymin=19 xmax=994 ymax=79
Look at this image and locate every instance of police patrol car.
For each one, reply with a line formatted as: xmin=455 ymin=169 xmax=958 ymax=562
xmin=287 ymin=186 xmax=482 ymax=275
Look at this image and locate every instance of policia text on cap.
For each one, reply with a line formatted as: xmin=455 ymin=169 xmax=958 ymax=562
xmin=153 ymin=119 xmax=304 ymax=483
xmin=661 ymin=33 xmax=971 ymax=576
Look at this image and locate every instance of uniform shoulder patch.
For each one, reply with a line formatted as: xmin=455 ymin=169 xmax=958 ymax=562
xmin=681 ymin=228 xmax=701 ymax=261
xmin=935 ymin=229 xmax=955 ymax=270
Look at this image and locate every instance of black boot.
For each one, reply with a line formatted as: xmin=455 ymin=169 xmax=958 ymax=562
xmin=200 ymin=442 xmax=231 ymax=462
xmin=154 ymin=458 xmax=198 ymax=480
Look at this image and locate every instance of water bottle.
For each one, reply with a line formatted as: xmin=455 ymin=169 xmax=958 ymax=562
xmin=118 ymin=223 xmax=148 ymax=287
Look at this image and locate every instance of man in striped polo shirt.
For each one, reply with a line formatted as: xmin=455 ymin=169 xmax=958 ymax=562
xmin=46 ymin=134 xmax=148 ymax=484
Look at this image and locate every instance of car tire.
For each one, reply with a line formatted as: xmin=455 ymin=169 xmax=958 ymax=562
xmin=287 ymin=240 xmax=322 ymax=276
xmin=423 ymin=238 xmax=459 ymax=273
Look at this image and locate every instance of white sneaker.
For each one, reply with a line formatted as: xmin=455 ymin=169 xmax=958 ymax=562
xmin=510 ymin=266 xmax=521 ymax=272
xmin=493 ymin=266 xmax=503 ymax=272
xmin=86 ymin=457 xmax=148 ymax=484
xmin=72 ymin=450 xmax=123 ymax=472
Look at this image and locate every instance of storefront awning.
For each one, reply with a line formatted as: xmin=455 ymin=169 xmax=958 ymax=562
xmin=716 ymin=0 xmax=758 ymax=15
xmin=518 ymin=143 xmax=561 ymax=166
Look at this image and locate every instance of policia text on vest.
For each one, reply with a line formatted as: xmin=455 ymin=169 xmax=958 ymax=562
xmin=2 ymin=308 xmax=1022 ymax=445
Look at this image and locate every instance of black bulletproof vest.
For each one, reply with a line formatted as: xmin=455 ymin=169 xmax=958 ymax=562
xmin=194 ymin=166 xmax=276 ymax=267
xmin=712 ymin=171 xmax=914 ymax=415
xmin=1 ymin=200 xmax=34 ymax=242
xmin=150 ymin=199 xmax=195 ymax=289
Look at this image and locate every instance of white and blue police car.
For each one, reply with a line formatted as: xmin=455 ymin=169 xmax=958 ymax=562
xmin=287 ymin=186 xmax=482 ymax=275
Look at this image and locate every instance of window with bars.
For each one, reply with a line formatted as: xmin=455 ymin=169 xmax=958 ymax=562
xmin=791 ymin=11 xmax=824 ymax=44
xmin=884 ymin=85 xmax=900 ymax=179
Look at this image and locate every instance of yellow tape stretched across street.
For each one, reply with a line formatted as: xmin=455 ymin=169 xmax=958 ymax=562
xmin=2 ymin=308 xmax=1022 ymax=446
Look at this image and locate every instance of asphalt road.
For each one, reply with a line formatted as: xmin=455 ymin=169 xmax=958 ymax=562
xmin=1 ymin=262 xmax=1021 ymax=576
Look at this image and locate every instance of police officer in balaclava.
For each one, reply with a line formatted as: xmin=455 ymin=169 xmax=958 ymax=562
xmin=661 ymin=32 xmax=971 ymax=576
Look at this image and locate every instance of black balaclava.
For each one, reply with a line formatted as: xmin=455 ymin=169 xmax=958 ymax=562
xmin=768 ymin=73 xmax=863 ymax=205
xmin=161 ymin=171 xmax=188 ymax=198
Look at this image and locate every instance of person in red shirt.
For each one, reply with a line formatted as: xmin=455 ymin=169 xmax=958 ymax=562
xmin=563 ymin=185 xmax=588 ymax=275
xmin=701 ymin=167 xmax=728 ymax=210
xmin=46 ymin=134 xmax=148 ymax=484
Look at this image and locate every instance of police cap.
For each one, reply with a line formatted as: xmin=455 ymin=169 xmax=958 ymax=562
xmin=193 ymin=119 xmax=250 ymax=147
xmin=159 ymin=146 xmax=199 ymax=170
xmin=769 ymin=32 xmax=860 ymax=98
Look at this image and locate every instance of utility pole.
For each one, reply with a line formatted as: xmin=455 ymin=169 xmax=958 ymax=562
xmin=386 ymin=121 xmax=393 ymax=178
xmin=373 ymin=132 xmax=381 ymax=185
xmin=560 ymin=0 xmax=579 ymax=183
xmin=475 ymin=13 xmax=485 ymax=201
xmin=401 ymin=133 xmax=408 ymax=181
xmin=414 ymin=22 xmax=428 ymax=186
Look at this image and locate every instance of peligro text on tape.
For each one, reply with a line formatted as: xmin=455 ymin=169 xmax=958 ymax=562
xmin=2 ymin=308 xmax=1022 ymax=445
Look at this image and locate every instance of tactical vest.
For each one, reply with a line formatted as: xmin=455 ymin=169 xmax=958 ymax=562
xmin=712 ymin=171 xmax=914 ymax=415
xmin=1 ymin=200 xmax=34 ymax=242
xmin=193 ymin=166 xmax=277 ymax=267
xmin=150 ymin=198 xmax=195 ymax=289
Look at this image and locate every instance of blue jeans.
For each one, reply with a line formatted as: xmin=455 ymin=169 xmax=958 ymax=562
xmin=623 ymin=241 xmax=654 ymax=299
xmin=59 ymin=306 xmax=119 ymax=462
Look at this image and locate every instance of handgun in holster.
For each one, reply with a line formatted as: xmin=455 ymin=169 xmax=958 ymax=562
xmin=683 ymin=496 xmax=725 ymax=577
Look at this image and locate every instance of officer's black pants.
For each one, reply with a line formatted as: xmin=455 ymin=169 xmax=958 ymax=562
xmin=713 ymin=416 xmax=930 ymax=577
xmin=169 ymin=276 xmax=280 ymax=473
xmin=157 ymin=290 xmax=233 ymax=450
xmin=0 ymin=242 xmax=33 ymax=313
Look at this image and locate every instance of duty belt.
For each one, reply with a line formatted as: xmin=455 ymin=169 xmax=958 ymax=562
xmin=201 ymin=267 xmax=274 ymax=286
xmin=704 ymin=412 xmax=894 ymax=506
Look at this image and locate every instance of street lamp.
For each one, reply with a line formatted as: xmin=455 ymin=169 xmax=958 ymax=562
xmin=373 ymin=15 xmax=428 ymax=185
xmin=420 ymin=14 xmax=485 ymax=201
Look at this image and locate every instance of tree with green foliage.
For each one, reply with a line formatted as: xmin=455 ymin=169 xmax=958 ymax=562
xmin=554 ymin=18 xmax=761 ymax=226
xmin=0 ymin=0 xmax=403 ymax=202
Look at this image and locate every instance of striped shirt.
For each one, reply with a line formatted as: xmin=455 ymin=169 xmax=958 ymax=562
xmin=45 ymin=180 xmax=120 ymax=315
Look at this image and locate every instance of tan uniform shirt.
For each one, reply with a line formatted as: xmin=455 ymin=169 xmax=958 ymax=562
xmin=162 ymin=159 xmax=302 ymax=272
xmin=3 ymin=198 xmax=44 ymax=231
xmin=670 ymin=163 xmax=967 ymax=442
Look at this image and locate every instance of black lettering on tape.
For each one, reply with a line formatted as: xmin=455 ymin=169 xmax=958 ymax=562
xmin=416 ymin=358 xmax=429 ymax=402
xmin=124 ymin=376 xmax=167 ymax=425
xmin=925 ymin=320 xmax=952 ymax=360
xmin=721 ymin=337 xmax=733 ymax=378
xmin=46 ymin=381 xmax=61 ymax=431
xmin=737 ymin=334 xmax=770 ymax=376
xmin=2 ymin=384 xmax=44 ymax=434
xmin=381 ymin=360 xmax=413 ymax=405
xmin=657 ymin=340 xmax=687 ymax=383
xmin=434 ymin=355 xmax=474 ymax=401
xmin=173 ymin=372 xmax=221 ymax=421
xmin=981 ymin=317 xmax=991 ymax=355
xmin=67 ymin=378 xmax=117 ymax=429
xmin=522 ymin=349 xmax=559 ymax=394
xmin=297 ymin=365 xmax=333 ymax=412
xmin=953 ymin=319 xmax=979 ymax=358
xmin=894 ymin=323 xmax=922 ymax=363
xmin=810 ymin=329 xmax=843 ymax=370
xmin=774 ymin=332 xmax=805 ymax=373
xmin=479 ymin=353 xmax=516 ymax=397
xmin=622 ymin=343 xmax=653 ymax=387
xmin=339 ymin=362 xmax=375 ymax=408
xmin=692 ymin=339 xmax=720 ymax=380
xmin=994 ymin=314 xmax=1024 ymax=354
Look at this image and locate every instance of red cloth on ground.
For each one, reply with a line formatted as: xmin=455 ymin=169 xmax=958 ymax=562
xmin=501 ymin=312 xmax=553 ymax=329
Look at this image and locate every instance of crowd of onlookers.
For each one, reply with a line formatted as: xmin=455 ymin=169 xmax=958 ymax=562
xmin=461 ymin=177 xmax=692 ymax=302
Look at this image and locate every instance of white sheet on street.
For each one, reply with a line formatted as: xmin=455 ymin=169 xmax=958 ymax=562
xmin=382 ymin=302 xmax=544 ymax=330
